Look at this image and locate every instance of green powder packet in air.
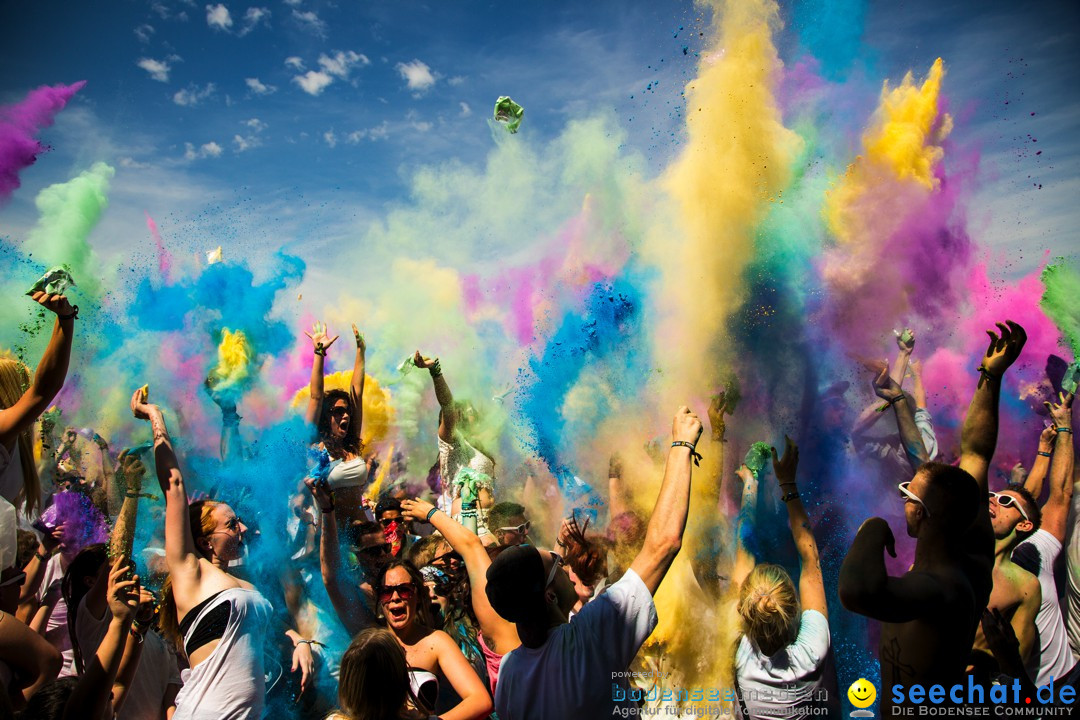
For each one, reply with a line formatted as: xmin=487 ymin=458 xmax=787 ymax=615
xmin=493 ymin=96 xmax=524 ymax=133
xmin=397 ymin=355 xmax=417 ymax=375
xmin=744 ymin=441 xmax=772 ymax=475
xmin=1063 ymin=363 xmax=1080 ymax=396
xmin=26 ymin=266 xmax=76 ymax=296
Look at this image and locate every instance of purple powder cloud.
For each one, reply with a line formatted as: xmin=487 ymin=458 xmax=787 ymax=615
xmin=0 ymin=81 xmax=85 ymax=202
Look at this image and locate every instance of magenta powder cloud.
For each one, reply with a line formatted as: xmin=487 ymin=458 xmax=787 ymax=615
xmin=0 ymin=81 xmax=86 ymax=201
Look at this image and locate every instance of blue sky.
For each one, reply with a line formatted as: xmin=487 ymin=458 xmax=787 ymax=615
xmin=1 ymin=0 xmax=1077 ymax=291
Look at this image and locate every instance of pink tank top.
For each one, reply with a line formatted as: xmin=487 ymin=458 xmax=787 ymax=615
xmin=477 ymin=631 xmax=503 ymax=696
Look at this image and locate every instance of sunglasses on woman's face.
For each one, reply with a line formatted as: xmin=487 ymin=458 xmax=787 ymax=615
xmin=329 ymin=405 xmax=349 ymax=418
xmin=379 ymin=583 xmax=416 ymax=603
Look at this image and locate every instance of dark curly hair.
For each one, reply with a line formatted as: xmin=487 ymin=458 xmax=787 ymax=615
xmin=318 ymin=389 xmax=362 ymax=459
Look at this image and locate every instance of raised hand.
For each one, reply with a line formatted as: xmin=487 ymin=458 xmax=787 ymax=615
xmin=872 ymin=362 xmax=904 ymax=402
xmin=30 ymin=291 xmax=74 ymax=318
xmin=1009 ymin=462 xmax=1029 ymax=486
xmin=304 ymin=476 xmax=334 ymax=513
xmin=1045 ymin=392 xmax=1074 ymax=431
xmin=304 ymin=321 xmax=339 ymax=355
xmin=671 ymin=406 xmax=703 ymax=446
xmin=351 ymin=323 xmax=365 ymax=353
xmin=400 ymin=498 xmax=437 ymax=523
xmin=116 ymin=450 xmax=146 ymax=493
xmin=413 ymin=350 xmax=438 ymax=370
xmin=129 ymin=387 xmax=158 ymax=422
xmin=894 ymin=328 xmax=916 ymax=353
xmin=106 ymin=557 xmax=140 ymax=624
xmin=980 ymin=320 xmax=1028 ymax=380
xmin=771 ymin=435 xmax=799 ymax=487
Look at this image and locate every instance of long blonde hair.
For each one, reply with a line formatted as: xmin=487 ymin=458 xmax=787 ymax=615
xmin=737 ymin=564 xmax=800 ymax=657
xmin=159 ymin=500 xmax=221 ymax=650
xmin=0 ymin=357 xmax=42 ymax=516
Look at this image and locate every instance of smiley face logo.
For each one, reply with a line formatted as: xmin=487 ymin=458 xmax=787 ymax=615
xmin=848 ymin=678 xmax=877 ymax=709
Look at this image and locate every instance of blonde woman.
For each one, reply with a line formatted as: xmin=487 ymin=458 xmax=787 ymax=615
xmin=732 ymin=436 xmax=839 ymax=718
xmin=1 ymin=291 xmax=76 ymax=517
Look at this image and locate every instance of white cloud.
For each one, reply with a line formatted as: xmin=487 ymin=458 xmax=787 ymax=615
xmin=318 ymin=50 xmax=370 ymax=78
xmin=244 ymin=118 xmax=268 ymax=132
xmin=459 ymin=101 xmax=472 ymax=117
xmin=396 ymin=59 xmax=437 ymax=94
xmin=346 ymin=122 xmax=390 ymax=143
xmin=284 ymin=56 xmax=305 ymax=70
xmin=245 ymin=77 xmax=276 ymax=95
xmin=323 ymin=130 xmax=337 ymax=148
xmin=136 ymin=57 xmax=173 ymax=82
xmin=233 ymin=134 xmax=261 ymax=152
xmin=205 ymin=3 xmax=232 ymax=30
xmin=282 ymin=0 xmax=301 ymax=4
xmin=447 ymin=75 xmax=466 ymax=86
xmin=183 ymin=141 xmax=224 ymax=160
xmin=291 ymin=9 xmax=326 ymax=36
xmin=134 ymin=24 xmax=155 ymax=43
xmin=117 ymin=156 xmax=152 ymax=169
xmin=239 ymin=7 xmax=269 ymax=35
xmin=172 ymin=83 xmax=216 ymax=106
xmin=293 ymin=71 xmax=333 ymax=96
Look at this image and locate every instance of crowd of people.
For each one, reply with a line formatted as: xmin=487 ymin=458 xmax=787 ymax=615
xmin=2 ymin=289 xmax=1079 ymax=720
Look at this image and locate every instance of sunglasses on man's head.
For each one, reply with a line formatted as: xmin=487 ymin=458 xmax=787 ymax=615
xmin=379 ymin=583 xmax=416 ymax=603
xmin=989 ymin=492 xmax=1031 ymax=522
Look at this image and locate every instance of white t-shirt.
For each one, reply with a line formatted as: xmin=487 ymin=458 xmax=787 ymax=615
xmin=735 ymin=610 xmax=840 ymax=718
xmin=494 ymin=568 xmax=657 ymax=720
xmin=36 ymin=554 xmax=75 ymax=677
xmin=75 ymin=594 xmax=182 ymax=719
xmin=1014 ymin=529 xmax=1076 ymax=686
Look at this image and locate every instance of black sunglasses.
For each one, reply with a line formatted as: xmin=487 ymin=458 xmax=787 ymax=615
xmin=329 ymin=405 xmax=349 ymax=418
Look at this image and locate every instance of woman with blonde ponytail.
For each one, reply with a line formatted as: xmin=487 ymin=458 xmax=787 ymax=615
xmin=1 ymin=291 xmax=77 ymax=518
xmin=732 ymin=436 xmax=839 ymax=718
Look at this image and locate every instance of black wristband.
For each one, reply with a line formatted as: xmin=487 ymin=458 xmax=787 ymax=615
xmin=57 ymin=305 xmax=79 ymax=321
xmin=425 ymin=507 xmax=439 ymax=522
xmin=781 ymin=491 xmax=801 ymax=503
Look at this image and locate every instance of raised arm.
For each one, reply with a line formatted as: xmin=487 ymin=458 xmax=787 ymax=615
xmin=873 ymin=363 xmax=929 ymax=471
xmin=839 ymin=517 xmax=945 ymax=622
xmin=772 ymin=436 xmax=827 ymax=617
xmin=1039 ymin=393 xmax=1075 ymax=543
xmin=401 ymin=498 xmax=520 ymax=653
xmin=731 ymin=464 xmax=759 ymax=590
xmin=1022 ymin=424 xmax=1056 ymax=499
xmin=960 ymin=321 xmax=1027 ymax=493
xmin=349 ymin=324 xmax=366 ymax=446
xmin=64 ymin=557 xmax=139 ymax=720
xmin=305 ymin=477 xmax=374 ymax=635
xmin=629 ymin=407 xmax=702 ymax=596
xmin=432 ymin=632 xmax=495 ymax=720
xmin=0 ymin=293 xmax=76 ymax=454
xmin=304 ymin=322 xmax=338 ymax=427
xmin=129 ymin=390 xmax=200 ymax=581
xmin=109 ymin=451 xmax=145 ymax=561
xmin=414 ymin=351 xmax=454 ymax=441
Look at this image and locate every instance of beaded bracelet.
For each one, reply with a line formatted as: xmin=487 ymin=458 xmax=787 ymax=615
xmin=781 ymin=491 xmax=801 ymax=503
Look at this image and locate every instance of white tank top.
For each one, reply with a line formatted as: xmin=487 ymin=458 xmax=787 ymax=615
xmin=172 ymin=587 xmax=272 ymax=720
xmin=327 ymin=456 xmax=368 ymax=490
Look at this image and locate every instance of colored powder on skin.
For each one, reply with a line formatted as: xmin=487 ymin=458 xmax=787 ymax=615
xmin=0 ymin=81 xmax=85 ymax=202
xmin=1040 ymin=260 xmax=1080 ymax=358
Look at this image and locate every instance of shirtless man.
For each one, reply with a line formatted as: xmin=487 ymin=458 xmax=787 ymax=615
xmin=840 ymin=320 xmax=1026 ymax=715
xmin=970 ymin=487 xmax=1041 ymax=674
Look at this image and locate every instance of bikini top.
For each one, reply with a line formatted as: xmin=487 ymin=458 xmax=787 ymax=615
xmin=179 ymin=590 xmax=230 ymax=658
xmin=408 ymin=667 xmax=439 ymax=712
